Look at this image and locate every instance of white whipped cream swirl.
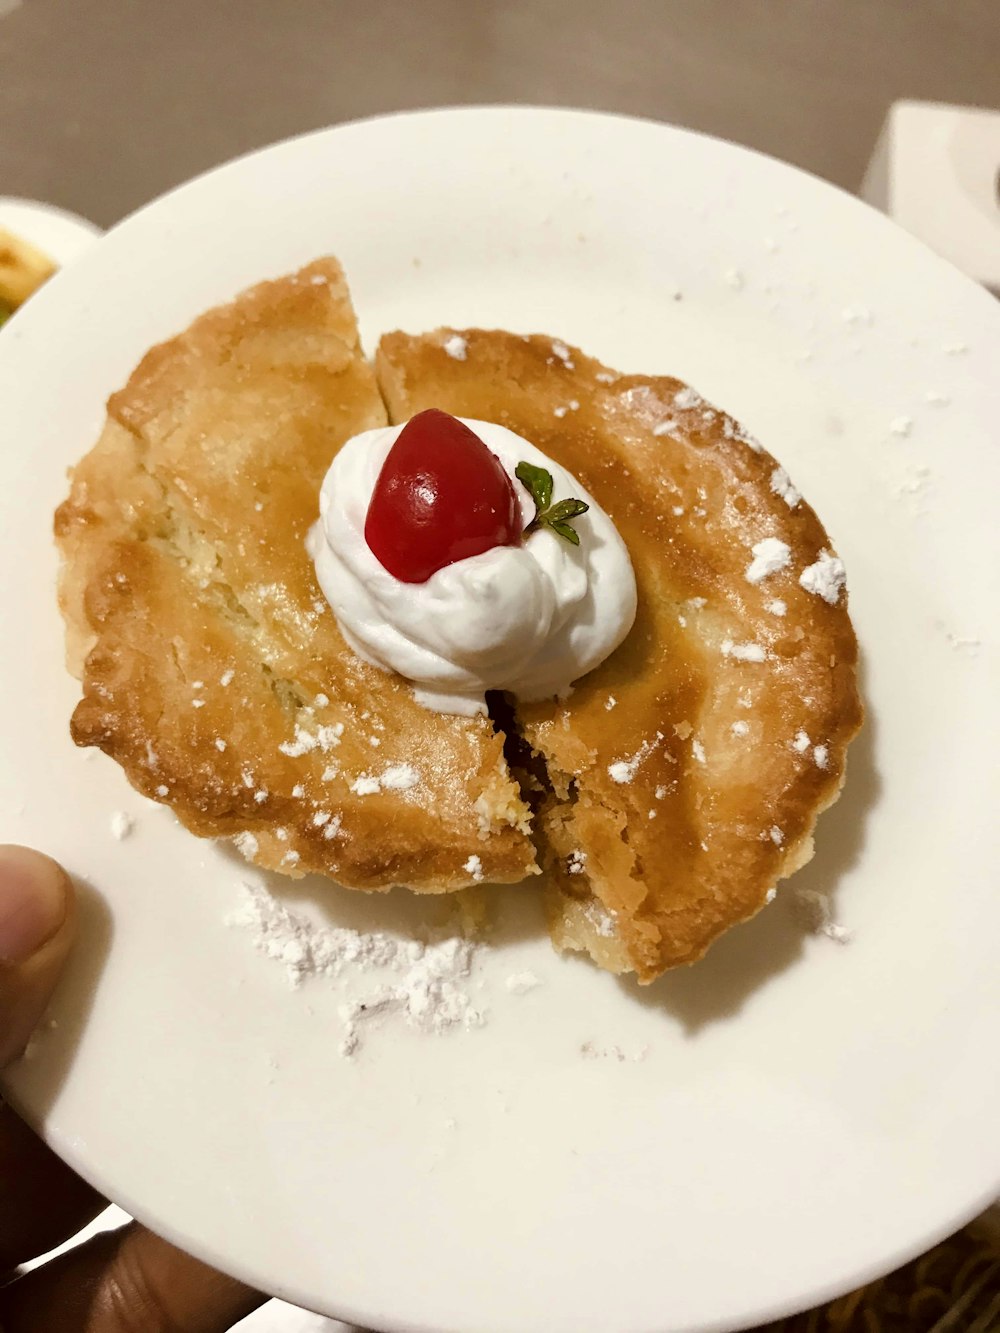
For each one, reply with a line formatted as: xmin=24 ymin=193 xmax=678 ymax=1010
xmin=307 ymin=418 xmax=637 ymax=716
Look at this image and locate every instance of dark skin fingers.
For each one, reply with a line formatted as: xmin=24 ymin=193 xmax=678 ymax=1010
xmin=0 ymin=1100 xmax=106 ymax=1272
xmin=0 ymin=1220 xmax=267 ymax=1332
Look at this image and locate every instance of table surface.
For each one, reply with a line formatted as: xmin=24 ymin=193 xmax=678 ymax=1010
xmin=2 ymin=0 xmax=999 ymax=229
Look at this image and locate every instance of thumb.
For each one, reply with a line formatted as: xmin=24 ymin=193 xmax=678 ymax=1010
xmin=0 ymin=846 xmax=75 ymax=1067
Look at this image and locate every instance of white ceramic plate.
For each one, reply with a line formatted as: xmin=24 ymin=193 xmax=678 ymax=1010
xmin=1 ymin=109 xmax=998 ymax=1333
xmin=0 ymin=196 xmax=102 ymax=266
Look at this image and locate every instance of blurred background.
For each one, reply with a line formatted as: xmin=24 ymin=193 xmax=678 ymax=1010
xmin=1 ymin=0 xmax=998 ymax=227
xmin=3 ymin=2 xmax=998 ymax=1330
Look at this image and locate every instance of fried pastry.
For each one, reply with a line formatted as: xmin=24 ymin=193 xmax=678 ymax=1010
xmin=55 ymin=263 xmax=536 ymax=890
xmin=56 ymin=260 xmax=862 ymax=981
xmin=376 ymin=328 xmax=863 ymax=979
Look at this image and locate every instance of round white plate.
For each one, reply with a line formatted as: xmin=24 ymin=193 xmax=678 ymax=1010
xmin=1 ymin=109 xmax=998 ymax=1333
xmin=0 ymin=196 xmax=102 ymax=266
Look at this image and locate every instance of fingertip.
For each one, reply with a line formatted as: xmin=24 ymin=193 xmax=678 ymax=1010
xmin=0 ymin=846 xmax=74 ymax=966
xmin=0 ymin=847 xmax=76 ymax=1067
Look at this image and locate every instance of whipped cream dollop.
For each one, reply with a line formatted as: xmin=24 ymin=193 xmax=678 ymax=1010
xmin=307 ymin=418 xmax=637 ymax=716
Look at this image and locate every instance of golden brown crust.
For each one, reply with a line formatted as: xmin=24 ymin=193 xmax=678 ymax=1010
xmin=376 ymin=327 xmax=863 ymax=978
xmin=55 ymin=263 xmax=536 ymax=890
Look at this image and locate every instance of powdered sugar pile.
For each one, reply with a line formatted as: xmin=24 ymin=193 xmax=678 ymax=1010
xmin=442 ymin=333 xmax=467 ymax=360
xmin=109 ymin=811 xmax=134 ymax=841
xmin=769 ymin=466 xmax=801 ymax=508
xmin=721 ymin=639 xmax=768 ymax=663
xmin=227 ymin=882 xmax=485 ymax=1056
xmin=799 ymin=551 xmax=846 ymax=604
xmin=349 ymin=763 xmax=420 ymax=796
xmin=745 ymin=537 xmax=791 ymax=585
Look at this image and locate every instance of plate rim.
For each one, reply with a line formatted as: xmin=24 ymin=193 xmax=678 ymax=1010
xmin=34 ymin=103 xmax=1000 ymax=324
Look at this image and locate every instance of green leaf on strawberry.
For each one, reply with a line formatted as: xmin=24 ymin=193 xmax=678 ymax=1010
xmin=515 ymin=462 xmax=589 ymax=546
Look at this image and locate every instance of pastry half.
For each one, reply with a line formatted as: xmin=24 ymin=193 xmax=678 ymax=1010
xmin=55 ymin=263 xmax=536 ymax=890
xmin=376 ymin=328 xmax=863 ymax=979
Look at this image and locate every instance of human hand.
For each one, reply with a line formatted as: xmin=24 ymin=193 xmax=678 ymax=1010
xmin=0 ymin=844 xmax=267 ymax=1331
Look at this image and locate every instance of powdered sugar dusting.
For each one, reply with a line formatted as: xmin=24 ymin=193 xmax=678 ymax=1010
xmin=506 ymin=972 xmax=542 ymax=995
xmin=722 ymin=416 xmax=763 ymax=452
xmin=673 ymin=386 xmax=702 ymax=410
xmin=463 ymin=854 xmax=484 ymax=882
xmin=745 ymin=537 xmax=791 ymax=584
xmin=442 ymin=333 xmax=467 ymax=361
xmin=350 ymin=763 xmax=420 ymax=796
xmin=227 ymin=882 xmax=485 ymax=1056
xmin=381 ymin=763 xmax=420 ymax=790
xmin=109 ymin=811 xmax=134 ymax=841
xmin=608 ymin=732 xmax=664 ymax=784
xmin=769 ymin=467 xmax=801 ymax=508
xmin=233 ymin=831 xmax=259 ymax=862
xmin=800 ymin=550 xmax=846 ymax=604
xmin=721 ymin=639 xmax=768 ymax=662
xmin=580 ymin=1041 xmax=648 ymax=1062
xmin=279 ymin=721 xmax=344 ymax=758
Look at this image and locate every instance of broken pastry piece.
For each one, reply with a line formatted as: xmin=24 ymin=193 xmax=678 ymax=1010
xmin=55 ymin=262 xmax=536 ymax=891
xmin=376 ymin=329 xmax=863 ymax=981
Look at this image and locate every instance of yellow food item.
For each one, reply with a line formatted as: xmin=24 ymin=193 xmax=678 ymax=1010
xmin=0 ymin=227 xmax=57 ymax=309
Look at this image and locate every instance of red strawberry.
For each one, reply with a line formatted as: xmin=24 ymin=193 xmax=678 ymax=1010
xmin=365 ymin=410 xmax=523 ymax=583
